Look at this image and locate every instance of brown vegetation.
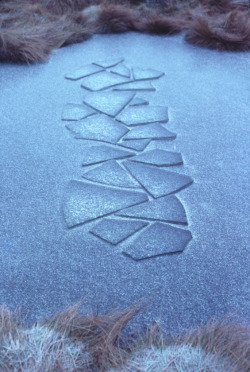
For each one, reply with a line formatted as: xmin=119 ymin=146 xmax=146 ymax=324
xmin=0 ymin=0 xmax=249 ymax=63
xmin=0 ymin=302 xmax=249 ymax=371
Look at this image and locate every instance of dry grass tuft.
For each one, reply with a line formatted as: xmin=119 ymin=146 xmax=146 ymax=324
xmin=0 ymin=302 xmax=249 ymax=371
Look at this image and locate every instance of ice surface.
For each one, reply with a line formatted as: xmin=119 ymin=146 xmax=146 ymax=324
xmin=65 ymin=64 xmax=104 ymax=80
xmin=116 ymin=106 xmax=169 ymax=126
xmin=61 ymin=103 xmax=96 ymax=121
xmin=81 ymin=145 xmax=135 ymax=166
xmin=81 ymin=71 xmax=130 ymax=91
xmin=122 ymin=124 xmax=176 ymax=140
xmin=130 ymin=149 xmax=183 ymax=167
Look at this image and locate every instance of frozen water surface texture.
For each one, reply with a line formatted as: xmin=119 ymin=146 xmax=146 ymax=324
xmin=116 ymin=105 xmax=169 ymax=126
xmin=2 ymin=35 xmax=248 ymax=334
xmin=61 ymin=103 xmax=96 ymax=121
xmin=65 ymin=64 xmax=104 ymax=80
xmin=130 ymin=149 xmax=183 ymax=167
xmin=81 ymin=145 xmax=135 ymax=166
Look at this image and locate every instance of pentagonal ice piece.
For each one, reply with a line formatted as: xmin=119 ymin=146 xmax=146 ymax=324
xmin=61 ymin=103 xmax=96 ymax=121
xmin=82 ymin=160 xmax=140 ymax=189
xmin=90 ymin=218 xmax=148 ymax=245
xmin=113 ymin=81 xmax=155 ymax=91
xmin=65 ymin=64 xmax=104 ymax=80
xmin=111 ymin=64 xmax=131 ymax=78
xmin=124 ymin=161 xmax=193 ymax=198
xmin=116 ymin=195 xmax=187 ymax=224
xmin=93 ymin=58 xmax=124 ymax=68
xmin=81 ymin=145 xmax=135 ymax=166
xmin=129 ymin=97 xmax=149 ymax=106
xmin=83 ymin=91 xmax=135 ymax=117
xmin=122 ymin=124 xmax=176 ymax=140
xmin=63 ymin=181 xmax=148 ymax=227
xmin=119 ymin=139 xmax=151 ymax=151
xmin=132 ymin=67 xmax=165 ymax=80
xmin=116 ymin=106 xmax=169 ymax=126
xmin=123 ymin=222 xmax=192 ymax=260
xmin=66 ymin=114 xmax=128 ymax=144
xmin=81 ymin=71 xmax=130 ymax=91
xmin=130 ymin=149 xmax=183 ymax=167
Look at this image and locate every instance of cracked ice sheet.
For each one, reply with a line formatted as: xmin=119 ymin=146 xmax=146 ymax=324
xmin=83 ymin=91 xmax=135 ymax=117
xmin=65 ymin=64 xmax=104 ymax=80
xmin=116 ymin=195 xmax=187 ymax=224
xmin=90 ymin=218 xmax=148 ymax=245
xmin=66 ymin=114 xmax=128 ymax=144
xmin=124 ymin=161 xmax=193 ymax=198
xmin=123 ymin=222 xmax=192 ymax=260
xmin=116 ymin=106 xmax=169 ymax=126
xmin=81 ymin=71 xmax=131 ymax=91
xmin=81 ymin=145 xmax=135 ymax=166
xmin=63 ymin=180 xmax=148 ymax=227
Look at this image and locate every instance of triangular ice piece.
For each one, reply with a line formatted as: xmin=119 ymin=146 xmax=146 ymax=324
xmin=63 ymin=181 xmax=148 ymax=227
xmin=124 ymin=161 xmax=193 ymax=198
xmin=129 ymin=97 xmax=149 ymax=106
xmin=122 ymin=124 xmax=176 ymax=140
xmin=83 ymin=91 xmax=135 ymax=117
xmin=130 ymin=149 xmax=183 ymax=167
xmin=116 ymin=195 xmax=187 ymax=224
xmin=123 ymin=222 xmax=192 ymax=260
xmin=82 ymin=160 xmax=139 ymax=188
xmin=111 ymin=64 xmax=131 ymax=78
xmin=90 ymin=218 xmax=148 ymax=245
xmin=132 ymin=67 xmax=165 ymax=80
xmin=116 ymin=106 xmax=169 ymax=126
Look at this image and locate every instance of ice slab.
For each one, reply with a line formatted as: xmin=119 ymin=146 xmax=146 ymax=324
xmin=63 ymin=180 xmax=148 ymax=227
xmin=64 ymin=64 xmax=104 ymax=80
xmin=113 ymin=81 xmax=155 ymax=91
xmin=82 ymin=160 xmax=140 ymax=189
xmin=123 ymin=124 xmax=176 ymax=140
xmin=90 ymin=218 xmax=148 ymax=245
xmin=81 ymin=71 xmax=130 ymax=91
xmin=123 ymin=222 xmax=192 ymax=260
xmin=130 ymin=149 xmax=183 ymax=167
xmin=111 ymin=64 xmax=131 ymax=78
xmin=129 ymin=97 xmax=149 ymax=106
xmin=61 ymin=103 xmax=96 ymax=121
xmin=132 ymin=67 xmax=165 ymax=80
xmin=119 ymin=139 xmax=151 ymax=151
xmin=93 ymin=58 xmax=124 ymax=68
xmin=83 ymin=91 xmax=135 ymax=117
xmin=116 ymin=106 xmax=169 ymax=126
xmin=124 ymin=161 xmax=193 ymax=198
xmin=116 ymin=195 xmax=187 ymax=224
xmin=81 ymin=145 xmax=135 ymax=166
xmin=66 ymin=114 xmax=128 ymax=144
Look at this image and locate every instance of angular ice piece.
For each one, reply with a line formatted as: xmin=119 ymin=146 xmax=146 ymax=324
xmin=82 ymin=160 xmax=140 ymax=188
xmin=116 ymin=195 xmax=187 ymax=224
xmin=66 ymin=114 xmax=128 ymax=144
xmin=132 ymin=67 xmax=165 ymax=80
xmin=63 ymin=180 xmax=148 ymax=227
xmin=83 ymin=91 xmax=135 ymax=117
xmin=119 ymin=139 xmax=151 ymax=151
xmin=81 ymin=71 xmax=130 ymax=91
xmin=90 ymin=218 xmax=148 ymax=245
xmin=111 ymin=64 xmax=131 ymax=78
xmin=116 ymin=106 xmax=169 ymax=126
xmin=123 ymin=222 xmax=192 ymax=260
xmin=113 ymin=81 xmax=155 ymax=91
xmin=81 ymin=145 xmax=135 ymax=166
xmin=65 ymin=64 xmax=104 ymax=80
xmin=61 ymin=103 xmax=96 ymax=121
xmin=93 ymin=58 xmax=124 ymax=68
xmin=124 ymin=161 xmax=193 ymax=198
xmin=130 ymin=149 xmax=183 ymax=167
xmin=129 ymin=97 xmax=149 ymax=106
xmin=122 ymin=124 xmax=176 ymax=140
